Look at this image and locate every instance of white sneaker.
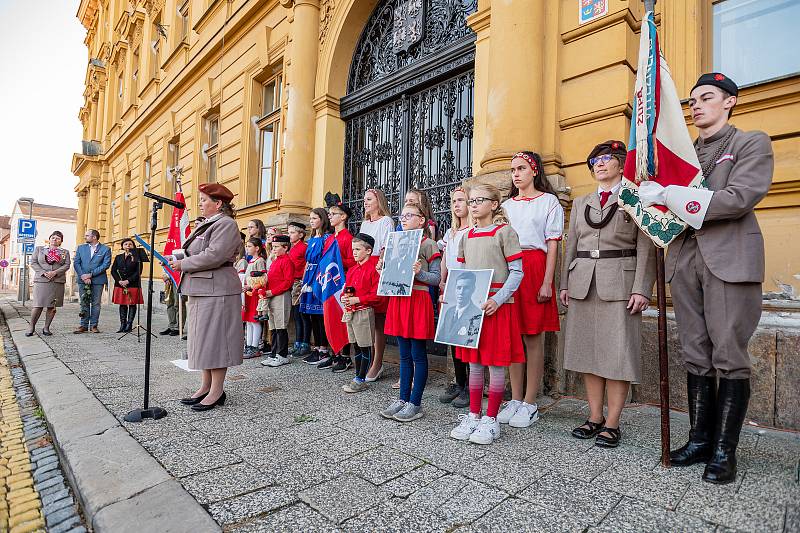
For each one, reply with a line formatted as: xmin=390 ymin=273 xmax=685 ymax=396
xmin=450 ymin=412 xmax=481 ymax=441
xmin=496 ymin=400 xmax=522 ymax=424
xmin=469 ymin=415 xmax=500 ymax=445
xmin=508 ymin=402 xmax=539 ymax=428
xmin=260 ymin=356 xmax=276 ymax=367
xmin=266 ymin=355 xmax=289 ymax=367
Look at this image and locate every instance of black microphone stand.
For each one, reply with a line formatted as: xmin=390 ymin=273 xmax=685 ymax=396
xmin=125 ymin=199 xmax=168 ymax=422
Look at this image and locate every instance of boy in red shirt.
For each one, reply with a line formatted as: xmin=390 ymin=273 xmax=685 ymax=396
xmin=262 ymin=235 xmax=295 ymax=367
xmin=341 ymin=233 xmax=383 ymax=393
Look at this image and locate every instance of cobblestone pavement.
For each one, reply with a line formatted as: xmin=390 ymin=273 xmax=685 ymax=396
xmin=7 ymin=300 xmax=800 ymax=532
xmin=0 ymin=322 xmax=85 ymax=532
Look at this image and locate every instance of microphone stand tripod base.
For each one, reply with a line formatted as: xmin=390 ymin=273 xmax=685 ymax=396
xmin=124 ymin=406 xmax=168 ymax=423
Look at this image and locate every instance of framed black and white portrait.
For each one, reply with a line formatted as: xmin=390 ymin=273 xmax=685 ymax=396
xmin=377 ymin=228 xmax=423 ymax=297
xmin=435 ymin=268 xmax=493 ymax=348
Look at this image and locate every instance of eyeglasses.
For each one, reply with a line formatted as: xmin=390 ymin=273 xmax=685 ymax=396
xmin=399 ymin=213 xmax=424 ymax=221
xmin=467 ymin=197 xmax=492 ymax=206
xmin=590 ymin=154 xmax=615 ymax=167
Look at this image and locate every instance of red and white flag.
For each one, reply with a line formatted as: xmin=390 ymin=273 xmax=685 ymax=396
xmin=162 ymin=180 xmax=191 ymax=285
xmin=619 ymin=10 xmax=706 ymax=248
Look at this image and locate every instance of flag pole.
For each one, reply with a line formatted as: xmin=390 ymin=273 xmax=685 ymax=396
xmin=641 ymin=0 xmax=671 ymax=468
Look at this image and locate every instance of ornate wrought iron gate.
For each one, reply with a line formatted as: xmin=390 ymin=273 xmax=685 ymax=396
xmin=341 ymin=0 xmax=478 ymax=234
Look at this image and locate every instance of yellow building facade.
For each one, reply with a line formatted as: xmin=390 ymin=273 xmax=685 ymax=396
xmin=73 ymin=0 xmax=800 ymax=298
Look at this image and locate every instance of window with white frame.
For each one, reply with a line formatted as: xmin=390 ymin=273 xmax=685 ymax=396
xmin=712 ymin=0 xmax=800 ymax=86
xmin=204 ymin=116 xmax=219 ymax=183
xmin=257 ymin=75 xmax=282 ymax=202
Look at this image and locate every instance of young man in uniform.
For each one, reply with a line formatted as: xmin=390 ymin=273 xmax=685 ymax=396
xmin=639 ymin=73 xmax=774 ymax=484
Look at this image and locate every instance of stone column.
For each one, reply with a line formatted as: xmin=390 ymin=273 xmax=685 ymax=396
xmin=279 ymin=0 xmax=320 ymax=211
xmin=87 ymin=181 xmax=100 ymax=231
xmin=76 ymin=190 xmax=88 ymax=240
xmin=475 ymin=0 xmax=545 ymax=182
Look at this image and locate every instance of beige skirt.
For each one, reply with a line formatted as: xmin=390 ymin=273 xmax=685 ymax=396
xmin=563 ymin=278 xmax=643 ymax=383
xmin=32 ymin=281 xmax=65 ymax=308
xmin=187 ymin=294 xmax=244 ymax=370
xmin=347 ymin=308 xmax=375 ymax=348
xmin=267 ymin=291 xmax=292 ymax=330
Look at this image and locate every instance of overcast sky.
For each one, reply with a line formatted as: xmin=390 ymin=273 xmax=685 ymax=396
xmin=0 ymin=1 xmax=86 ymax=216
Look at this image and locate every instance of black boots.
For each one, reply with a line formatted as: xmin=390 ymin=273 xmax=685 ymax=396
xmin=126 ymin=306 xmax=136 ymax=332
xmin=117 ymin=306 xmax=128 ymax=333
xmin=670 ymin=373 xmax=717 ymax=466
xmin=703 ymin=378 xmax=750 ymax=485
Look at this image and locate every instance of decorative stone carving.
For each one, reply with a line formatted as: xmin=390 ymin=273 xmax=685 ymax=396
xmin=319 ymin=0 xmax=335 ymax=46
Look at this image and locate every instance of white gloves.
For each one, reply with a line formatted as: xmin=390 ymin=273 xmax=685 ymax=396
xmin=638 ymin=181 xmax=714 ymax=230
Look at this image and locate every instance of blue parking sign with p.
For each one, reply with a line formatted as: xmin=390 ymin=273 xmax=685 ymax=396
xmin=17 ymin=219 xmax=37 ymax=239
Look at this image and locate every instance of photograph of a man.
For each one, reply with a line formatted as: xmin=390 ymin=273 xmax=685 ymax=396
xmin=377 ymin=228 xmax=423 ymax=297
xmin=435 ymin=269 xmax=493 ymax=348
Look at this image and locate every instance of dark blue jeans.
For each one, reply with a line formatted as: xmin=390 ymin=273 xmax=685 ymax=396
xmin=397 ymin=337 xmax=428 ymax=407
xmin=79 ymin=283 xmax=104 ymax=328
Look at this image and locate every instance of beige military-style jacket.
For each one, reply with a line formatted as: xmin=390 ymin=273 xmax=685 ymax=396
xmin=560 ymin=191 xmax=656 ymax=302
xmin=178 ymin=215 xmax=242 ymax=296
xmin=665 ymin=124 xmax=774 ymax=284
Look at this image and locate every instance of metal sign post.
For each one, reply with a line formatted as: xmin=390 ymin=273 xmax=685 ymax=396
xmin=17 ymin=210 xmax=37 ymax=307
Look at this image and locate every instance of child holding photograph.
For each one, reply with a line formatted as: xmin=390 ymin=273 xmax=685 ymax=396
xmin=498 ymin=151 xmax=564 ymax=428
xmin=341 ymin=233 xmax=382 ymax=392
xmin=380 ymin=204 xmax=441 ymax=422
xmin=242 ymin=238 xmax=268 ymax=358
xmin=262 ymin=235 xmax=295 ymax=367
xmin=438 ymin=186 xmax=471 ymax=407
xmin=449 ymin=183 xmax=524 ymax=445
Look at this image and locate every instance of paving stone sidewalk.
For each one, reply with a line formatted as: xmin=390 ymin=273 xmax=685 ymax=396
xmin=5 ymin=299 xmax=800 ymax=532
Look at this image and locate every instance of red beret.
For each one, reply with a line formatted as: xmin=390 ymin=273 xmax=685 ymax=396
xmin=198 ymin=183 xmax=234 ymax=203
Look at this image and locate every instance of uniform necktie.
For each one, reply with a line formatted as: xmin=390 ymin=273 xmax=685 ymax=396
xmin=599 ymin=191 xmax=612 ymax=208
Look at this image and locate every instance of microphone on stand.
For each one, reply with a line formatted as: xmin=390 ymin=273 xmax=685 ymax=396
xmin=144 ymin=191 xmax=185 ymax=210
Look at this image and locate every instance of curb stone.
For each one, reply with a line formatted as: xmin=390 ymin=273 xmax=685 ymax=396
xmin=1 ymin=300 xmax=220 ymax=533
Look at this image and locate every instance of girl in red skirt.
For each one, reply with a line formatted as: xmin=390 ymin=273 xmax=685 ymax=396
xmin=449 ymin=183 xmax=524 ymax=445
xmin=379 ymin=203 xmax=441 ymax=423
xmin=497 ymin=151 xmax=564 ymax=429
xmin=242 ymin=238 xmax=267 ymax=357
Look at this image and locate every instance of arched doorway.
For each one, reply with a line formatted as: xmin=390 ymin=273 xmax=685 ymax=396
xmin=340 ymin=0 xmax=478 ymax=233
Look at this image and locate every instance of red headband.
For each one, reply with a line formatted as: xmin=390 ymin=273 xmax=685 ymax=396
xmin=513 ymin=152 xmax=537 ymax=173
xmin=366 ymin=188 xmax=380 ymax=197
xmin=453 ymin=186 xmax=465 ymax=194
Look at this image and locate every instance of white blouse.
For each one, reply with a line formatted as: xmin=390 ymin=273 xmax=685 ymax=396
xmin=502 ymin=193 xmax=564 ymax=251
xmin=359 ymin=216 xmax=395 ymax=256
xmin=438 ymin=226 xmax=469 ymax=271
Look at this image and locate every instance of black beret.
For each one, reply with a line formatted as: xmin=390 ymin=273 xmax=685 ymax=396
xmin=332 ymin=203 xmax=353 ymax=218
xmin=586 ymin=140 xmax=627 ymax=170
xmin=272 ymin=235 xmax=290 ymax=244
xmin=691 ymin=72 xmax=738 ymax=97
xmin=287 ymin=221 xmax=306 ymax=231
xmin=353 ymin=233 xmax=375 ymax=249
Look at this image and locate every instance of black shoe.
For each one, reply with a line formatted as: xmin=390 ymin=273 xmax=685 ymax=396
xmin=702 ymin=378 xmax=750 ymax=485
xmin=116 ymin=324 xmax=126 ymax=333
xmin=572 ymin=418 xmax=606 ymax=439
xmin=439 ymin=383 xmax=462 ymax=404
xmin=670 ymin=373 xmax=717 ymax=466
xmin=42 ymin=329 xmax=52 ymax=337
xmin=125 ymin=321 xmax=134 ymax=332
xmin=303 ymin=351 xmax=322 ymax=365
xmin=169 ymin=329 xmax=180 ymax=336
xmin=451 ymin=386 xmax=470 ymax=408
xmin=595 ymin=427 xmax=621 ymax=448
xmin=25 ymin=331 xmax=35 ymax=337
xmin=331 ymin=357 xmax=352 ymax=373
xmin=317 ymin=354 xmax=333 ymax=369
xmin=191 ymin=392 xmax=226 ymax=411
xmin=180 ymin=392 xmax=208 ymax=405
xmin=160 ymin=328 xmax=176 ymax=336
xmin=181 ymin=335 xmax=187 ymax=341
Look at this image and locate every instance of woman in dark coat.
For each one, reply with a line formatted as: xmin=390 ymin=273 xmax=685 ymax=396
xmin=111 ymin=238 xmax=144 ymax=332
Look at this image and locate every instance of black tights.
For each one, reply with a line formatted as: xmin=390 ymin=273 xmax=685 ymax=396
xmin=297 ymin=310 xmax=312 ymax=344
xmin=118 ymin=305 xmax=136 ymax=324
xmin=451 ymin=345 xmax=468 ymax=387
xmin=309 ymin=314 xmax=328 ymax=349
xmin=354 ymin=345 xmax=373 ymax=381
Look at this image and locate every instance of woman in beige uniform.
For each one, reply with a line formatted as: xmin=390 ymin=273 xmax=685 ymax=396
xmin=559 ymin=141 xmax=656 ymax=447
xmin=170 ymin=183 xmax=244 ymax=411
xmin=27 ymin=231 xmax=71 ymax=336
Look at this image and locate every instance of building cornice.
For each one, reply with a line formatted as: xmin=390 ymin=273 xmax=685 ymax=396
xmin=77 ymin=0 xmax=101 ymax=31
